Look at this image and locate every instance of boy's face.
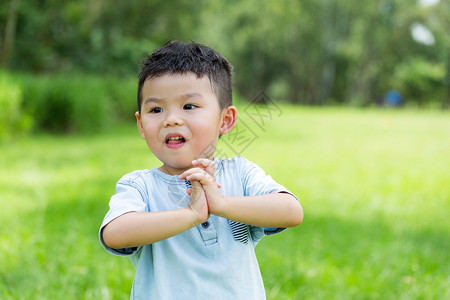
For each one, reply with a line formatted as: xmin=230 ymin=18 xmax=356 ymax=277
xmin=136 ymin=73 xmax=235 ymax=175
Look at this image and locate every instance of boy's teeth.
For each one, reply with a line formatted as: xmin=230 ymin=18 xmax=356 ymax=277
xmin=168 ymin=137 xmax=182 ymax=140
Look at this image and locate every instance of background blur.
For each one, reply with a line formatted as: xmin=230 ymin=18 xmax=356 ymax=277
xmin=1 ymin=0 xmax=450 ymax=137
xmin=1 ymin=0 xmax=449 ymax=299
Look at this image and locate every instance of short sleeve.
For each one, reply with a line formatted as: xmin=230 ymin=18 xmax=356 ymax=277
xmin=99 ymin=173 xmax=149 ymax=256
xmin=239 ymin=157 xmax=299 ymax=244
xmin=240 ymin=157 xmax=297 ymax=199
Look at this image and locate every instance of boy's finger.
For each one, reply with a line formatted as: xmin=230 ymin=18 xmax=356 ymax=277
xmin=189 ymin=181 xmax=203 ymax=199
xmin=192 ymin=158 xmax=213 ymax=168
xmin=186 ymin=172 xmax=215 ymax=186
xmin=178 ymin=167 xmax=206 ymax=180
xmin=192 ymin=158 xmax=212 ymax=166
xmin=192 ymin=159 xmax=215 ymax=176
xmin=186 ymin=172 xmax=209 ymax=183
xmin=205 ymin=162 xmax=215 ymax=177
xmin=179 ymin=164 xmax=220 ymax=188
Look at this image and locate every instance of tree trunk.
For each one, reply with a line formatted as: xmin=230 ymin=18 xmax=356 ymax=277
xmin=0 ymin=0 xmax=20 ymax=67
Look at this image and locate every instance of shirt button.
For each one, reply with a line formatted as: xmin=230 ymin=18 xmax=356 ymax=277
xmin=201 ymin=222 xmax=210 ymax=229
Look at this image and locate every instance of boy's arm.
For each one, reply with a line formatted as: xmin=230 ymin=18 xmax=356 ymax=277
xmin=102 ymin=181 xmax=208 ymax=249
xmin=179 ymin=159 xmax=303 ymax=228
xmin=217 ymin=193 xmax=302 ymax=228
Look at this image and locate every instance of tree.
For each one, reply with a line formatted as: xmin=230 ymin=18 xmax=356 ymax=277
xmin=0 ymin=0 xmax=20 ymax=67
xmin=1 ymin=0 xmax=448 ymax=107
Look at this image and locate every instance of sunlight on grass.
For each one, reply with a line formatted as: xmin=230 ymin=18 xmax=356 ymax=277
xmin=248 ymin=107 xmax=450 ymax=299
xmin=1 ymin=107 xmax=449 ymax=299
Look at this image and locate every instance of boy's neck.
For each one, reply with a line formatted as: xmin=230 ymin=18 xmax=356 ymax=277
xmin=158 ymin=164 xmax=191 ymax=176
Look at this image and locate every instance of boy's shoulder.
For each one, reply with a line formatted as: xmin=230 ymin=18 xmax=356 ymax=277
xmin=215 ymin=156 xmax=261 ymax=176
xmin=215 ymin=155 xmax=248 ymax=169
xmin=116 ymin=167 xmax=188 ymax=186
xmin=215 ymin=155 xmax=243 ymax=164
xmin=116 ymin=168 xmax=155 ymax=185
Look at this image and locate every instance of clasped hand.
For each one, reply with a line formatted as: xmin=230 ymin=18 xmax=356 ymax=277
xmin=178 ymin=158 xmax=223 ymax=224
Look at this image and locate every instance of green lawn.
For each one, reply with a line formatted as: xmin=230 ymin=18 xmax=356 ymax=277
xmin=1 ymin=106 xmax=449 ymax=299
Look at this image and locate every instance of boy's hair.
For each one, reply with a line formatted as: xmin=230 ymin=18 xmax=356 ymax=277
xmin=137 ymin=41 xmax=233 ymax=112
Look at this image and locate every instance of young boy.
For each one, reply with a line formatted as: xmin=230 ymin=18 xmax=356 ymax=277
xmin=99 ymin=41 xmax=303 ymax=299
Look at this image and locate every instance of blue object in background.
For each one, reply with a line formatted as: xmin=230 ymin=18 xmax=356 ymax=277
xmin=385 ymin=90 xmax=403 ymax=106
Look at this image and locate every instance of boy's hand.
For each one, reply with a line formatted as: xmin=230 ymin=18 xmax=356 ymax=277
xmin=186 ymin=180 xmax=209 ymax=226
xmin=179 ymin=159 xmax=224 ymax=215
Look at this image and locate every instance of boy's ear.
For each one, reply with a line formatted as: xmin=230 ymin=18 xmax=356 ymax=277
xmin=219 ymin=106 xmax=237 ymax=135
xmin=135 ymin=111 xmax=145 ymax=139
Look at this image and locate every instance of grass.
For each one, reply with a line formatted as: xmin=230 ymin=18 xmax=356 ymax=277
xmin=0 ymin=106 xmax=449 ymax=299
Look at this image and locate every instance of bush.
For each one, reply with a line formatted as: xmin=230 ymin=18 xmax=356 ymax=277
xmin=393 ymin=58 xmax=446 ymax=107
xmin=21 ymin=74 xmax=135 ymax=134
xmin=0 ymin=72 xmax=138 ymax=135
xmin=104 ymin=76 xmax=137 ymax=123
xmin=0 ymin=71 xmax=32 ymax=140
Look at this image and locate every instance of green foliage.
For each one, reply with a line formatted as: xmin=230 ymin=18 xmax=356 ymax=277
xmin=199 ymin=0 xmax=449 ymax=106
xmin=104 ymin=76 xmax=138 ymax=122
xmin=393 ymin=57 xmax=446 ymax=106
xmin=19 ymin=74 xmax=137 ymax=134
xmin=0 ymin=107 xmax=449 ymax=299
xmin=20 ymin=75 xmax=109 ymax=133
xmin=0 ymin=71 xmax=31 ymax=140
xmin=1 ymin=0 xmax=449 ymax=107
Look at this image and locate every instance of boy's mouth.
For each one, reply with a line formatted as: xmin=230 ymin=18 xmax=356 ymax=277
xmin=165 ymin=133 xmax=186 ymax=149
xmin=166 ymin=136 xmax=186 ymax=144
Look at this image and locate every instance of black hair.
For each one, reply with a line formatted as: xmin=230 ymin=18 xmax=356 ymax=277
xmin=137 ymin=41 xmax=233 ymax=112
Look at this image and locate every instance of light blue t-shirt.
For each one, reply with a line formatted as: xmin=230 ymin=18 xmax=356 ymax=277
xmin=99 ymin=156 xmax=298 ymax=299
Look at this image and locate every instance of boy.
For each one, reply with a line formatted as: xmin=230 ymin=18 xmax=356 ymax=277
xmin=99 ymin=41 xmax=303 ymax=299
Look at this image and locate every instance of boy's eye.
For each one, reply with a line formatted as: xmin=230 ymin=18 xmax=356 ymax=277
xmin=183 ymin=104 xmax=197 ymax=110
xmin=150 ymin=107 xmax=163 ymax=113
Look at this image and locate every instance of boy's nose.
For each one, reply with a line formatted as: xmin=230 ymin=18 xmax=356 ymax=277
xmin=163 ymin=111 xmax=184 ymax=127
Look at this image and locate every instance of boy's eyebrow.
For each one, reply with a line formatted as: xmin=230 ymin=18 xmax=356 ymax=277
xmin=144 ymin=93 xmax=203 ymax=106
xmin=143 ymin=97 xmax=161 ymax=106
xmin=181 ymin=92 xmax=203 ymax=100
